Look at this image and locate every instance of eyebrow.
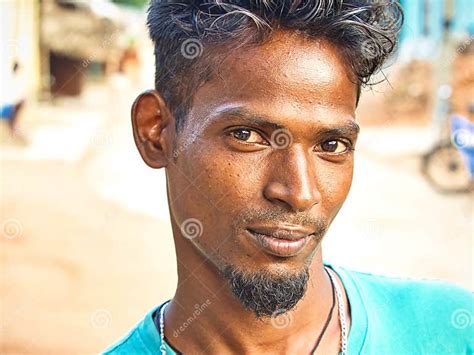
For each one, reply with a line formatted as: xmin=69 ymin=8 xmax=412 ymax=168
xmin=210 ymin=107 xmax=285 ymax=131
xmin=209 ymin=107 xmax=360 ymax=137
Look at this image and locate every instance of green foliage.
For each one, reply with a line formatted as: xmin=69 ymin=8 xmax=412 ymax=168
xmin=112 ymin=0 xmax=148 ymax=8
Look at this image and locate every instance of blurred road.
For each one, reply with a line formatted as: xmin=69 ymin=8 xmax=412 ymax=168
xmin=1 ymin=81 xmax=472 ymax=354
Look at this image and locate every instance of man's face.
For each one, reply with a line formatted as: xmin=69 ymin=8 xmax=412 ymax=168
xmin=165 ymin=30 xmax=358 ymax=306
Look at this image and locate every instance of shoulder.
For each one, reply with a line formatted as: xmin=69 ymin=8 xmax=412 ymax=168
xmin=341 ymin=267 xmax=473 ymax=350
xmin=343 ymin=267 xmax=472 ymax=309
xmin=103 ymin=327 xmax=147 ymax=355
xmin=102 ymin=305 xmax=162 ymax=355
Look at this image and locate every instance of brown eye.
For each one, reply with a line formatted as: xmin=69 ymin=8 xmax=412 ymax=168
xmin=230 ymin=129 xmax=268 ymax=144
xmin=320 ymin=140 xmax=350 ymax=153
xmin=231 ymin=129 xmax=251 ymax=141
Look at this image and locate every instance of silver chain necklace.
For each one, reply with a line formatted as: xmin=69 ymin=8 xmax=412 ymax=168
xmin=159 ymin=266 xmax=348 ymax=355
xmin=326 ymin=267 xmax=348 ymax=355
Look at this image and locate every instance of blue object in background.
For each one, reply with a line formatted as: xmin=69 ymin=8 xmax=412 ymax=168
xmin=451 ymin=114 xmax=474 ymax=177
xmin=0 ymin=105 xmax=14 ymax=120
xmin=400 ymin=0 xmax=474 ymax=43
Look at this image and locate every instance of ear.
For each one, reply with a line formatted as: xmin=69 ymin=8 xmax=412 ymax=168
xmin=131 ymin=90 xmax=174 ymax=168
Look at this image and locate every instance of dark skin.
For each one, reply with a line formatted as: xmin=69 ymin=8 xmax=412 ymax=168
xmin=132 ymin=30 xmax=358 ymax=354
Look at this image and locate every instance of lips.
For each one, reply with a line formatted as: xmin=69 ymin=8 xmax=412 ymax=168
xmin=246 ymin=225 xmax=313 ymax=257
xmin=247 ymin=225 xmax=313 ymax=240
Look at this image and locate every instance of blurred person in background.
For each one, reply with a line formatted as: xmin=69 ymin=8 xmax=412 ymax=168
xmin=0 ymin=61 xmax=27 ymax=144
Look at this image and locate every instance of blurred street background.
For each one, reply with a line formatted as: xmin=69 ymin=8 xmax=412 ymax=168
xmin=1 ymin=0 xmax=473 ymax=353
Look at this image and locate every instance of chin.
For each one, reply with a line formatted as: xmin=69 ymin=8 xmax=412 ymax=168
xmin=223 ymin=261 xmax=311 ymax=318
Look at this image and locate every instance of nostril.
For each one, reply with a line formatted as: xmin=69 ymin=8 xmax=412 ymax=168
xmin=263 ymin=181 xmax=320 ymax=212
xmin=273 ymin=197 xmax=293 ymax=210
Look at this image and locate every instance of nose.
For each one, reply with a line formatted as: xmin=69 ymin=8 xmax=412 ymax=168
xmin=263 ymin=144 xmax=321 ymax=212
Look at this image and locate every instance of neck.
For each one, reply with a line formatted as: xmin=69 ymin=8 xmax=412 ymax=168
xmin=163 ymin=238 xmax=348 ymax=354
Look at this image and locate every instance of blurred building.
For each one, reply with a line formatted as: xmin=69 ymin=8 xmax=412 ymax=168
xmin=41 ymin=0 xmax=127 ymax=97
xmin=0 ymin=0 xmax=41 ymax=101
xmin=1 ymin=0 xmax=133 ymax=102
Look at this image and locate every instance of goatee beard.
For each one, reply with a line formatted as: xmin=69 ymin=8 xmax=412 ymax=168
xmin=223 ymin=265 xmax=310 ymax=319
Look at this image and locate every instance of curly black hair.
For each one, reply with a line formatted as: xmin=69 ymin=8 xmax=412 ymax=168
xmin=147 ymin=0 xmax=403 ymax=132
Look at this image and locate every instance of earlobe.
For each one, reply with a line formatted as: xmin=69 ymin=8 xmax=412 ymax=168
xmin=131 ymin=90 xmax=173 ymax=169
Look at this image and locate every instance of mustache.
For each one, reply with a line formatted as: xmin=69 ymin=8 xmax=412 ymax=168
xmin=232 ymin=207 xmax=327 ymax=237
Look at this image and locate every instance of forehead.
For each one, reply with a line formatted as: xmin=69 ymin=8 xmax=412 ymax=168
xmin=187 ymin=30 xmax=357 ymax=129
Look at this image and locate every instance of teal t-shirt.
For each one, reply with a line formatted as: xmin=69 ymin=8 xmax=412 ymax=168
xmin=103 ymin=262 xmax=473 ymax=354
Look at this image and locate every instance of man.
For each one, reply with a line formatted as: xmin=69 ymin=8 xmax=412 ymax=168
xmin=104 ymin=0 xmax=473 ymax=354
xmin=0 ymin=61 xmax=27 ymax=144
